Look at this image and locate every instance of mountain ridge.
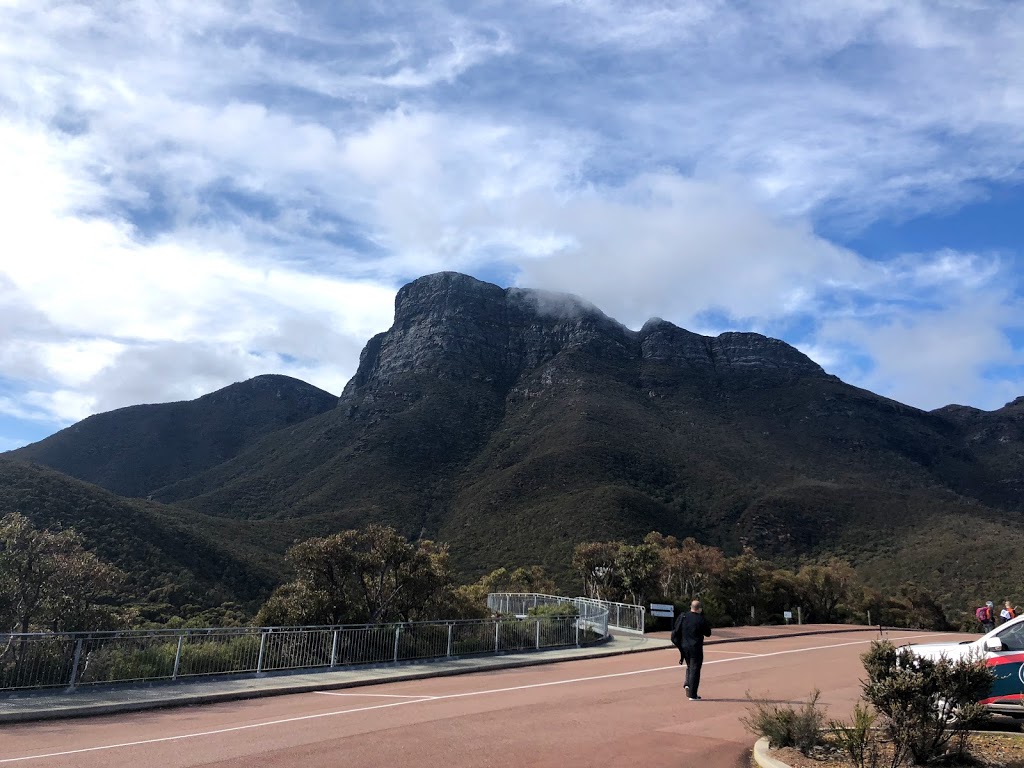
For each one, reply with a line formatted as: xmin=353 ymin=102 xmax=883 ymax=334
xmin=8 ymin=374 xmax=337 ymax=497
xmin=6 ymin=271 xmax=1024 ymax=612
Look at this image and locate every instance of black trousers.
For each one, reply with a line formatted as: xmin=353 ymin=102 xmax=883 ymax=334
xmin=681 ymin=646 xmax=704 ymax=697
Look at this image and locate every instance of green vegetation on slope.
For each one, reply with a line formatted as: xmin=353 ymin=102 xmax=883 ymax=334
xmin=7 ymin=375 xmax=337 ymax=498
xmin=0 ymin=458 xmax=279 ymax=620
xmin=8 ymin=273 xmax=1024 ymax=620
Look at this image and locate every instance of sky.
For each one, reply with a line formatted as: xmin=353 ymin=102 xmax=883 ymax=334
xmin=1 ymin=0 xmax=1023 ymax=449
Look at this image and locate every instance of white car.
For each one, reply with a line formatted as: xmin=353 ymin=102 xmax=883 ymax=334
xmin=906 ymin=613 xmax=1024 ymax=716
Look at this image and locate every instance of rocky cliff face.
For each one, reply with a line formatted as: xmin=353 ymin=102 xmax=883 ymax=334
xmin=341 ymin=272 xmax=828 ymax=404
xmin=638 ymin=320 xmax=827 ymax=379
xmin=9 ymin=271 xmax=1024 ymax=613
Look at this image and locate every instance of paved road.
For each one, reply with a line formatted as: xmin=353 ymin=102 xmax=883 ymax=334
xmin=0 ymin=629 xmax=965 ymax=768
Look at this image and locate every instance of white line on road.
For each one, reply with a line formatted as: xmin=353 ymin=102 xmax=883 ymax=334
xmin=0 ymin=632 xmax=955 ymax=764
xmin=313 ymin=692 xmax=439 ymax=699
xmin=703 ymin=649 xmax=760 ymax=655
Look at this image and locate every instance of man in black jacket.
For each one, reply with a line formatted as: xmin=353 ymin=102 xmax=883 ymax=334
xmin=671 ymin=599 xmax=712 ymax=700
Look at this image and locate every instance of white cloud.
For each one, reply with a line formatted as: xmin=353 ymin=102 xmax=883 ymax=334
xmin=519 ymin=0 xmax=1024 ymax=219
xmin=818 ymin=302 xmax=1022 ymax=411
xmin=0 ymin=0 xmax=1023 ymax=440
xmin=335 ymin=109 xmax=589 ymax=274
xmin=0 ymin=117 xmax=395 ymax=424
xmin=804 ymin=249 xmax=1024 ymax=410
xmin=514 ymin=174 xmax=864 ymax=328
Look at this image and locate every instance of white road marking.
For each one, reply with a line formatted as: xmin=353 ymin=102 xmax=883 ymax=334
xmin=703 ymin=649 xmax=759 ymax=655
xmin=0 ymin=631 xmax=957 ymax=764
xmin=313 ymin=692 xmax=438 ymax=699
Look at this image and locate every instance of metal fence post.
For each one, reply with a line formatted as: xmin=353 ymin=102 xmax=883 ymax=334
xmin=256 ymin=631 xmax=267 ymax=674
xmin=5 ymin=595 xmax=666 ymax=694
xmin=171 ymin=635 xmax=184 ymax=680
xmin=68 ymin=639 xmax=83 ymax=689
xmin=615 ymin=605 xmax=620 ymax=628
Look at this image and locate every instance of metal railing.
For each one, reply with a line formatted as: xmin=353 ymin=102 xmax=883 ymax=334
xmin=487 ymin=593 xmax=645 ymax=635
xmin=0 ymin=595 xmax=610 ymax=692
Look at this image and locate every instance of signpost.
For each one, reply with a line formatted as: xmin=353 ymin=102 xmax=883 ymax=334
xmin=784 ymin=610 xmax=793 ymax=625
xmin=650 ymin=603 xmax=675 ymax=619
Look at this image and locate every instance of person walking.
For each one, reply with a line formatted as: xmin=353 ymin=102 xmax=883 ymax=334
xmin=671 ymin=599 xmax=712 ymax=701
xmin=1000 ymin=601 xmax=1017 ymax=625
xmin=976 ymin=601 xmax=996 ymax=633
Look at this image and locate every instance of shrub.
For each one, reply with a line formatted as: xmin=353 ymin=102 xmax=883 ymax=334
xmin=741 ymin=689 xmax=826 ymax=756
xmin=527 ymin=603 xmax=578 ymax=617
xmin=861 ymin=641 xmax=993 ymax=766
xmin=525 ymin=605 xmax=582 ymax=647
xmin=828 ymin=701 xmax=879 ymax=768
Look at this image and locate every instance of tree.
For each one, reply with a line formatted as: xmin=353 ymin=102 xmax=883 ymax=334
xmin=0 ymin=512 xmax=124 ymax=637
xmin=675 ymin=537 xmax=726 ymax=600
xmin=572 ymin=541 xmax=620 ymax=601
xmin=643 ymin=533 xmax=726 ymax=603
xmin=615 ymin=543 xmax=660 ymax=607
xmin=449 ymin=565 xmax=558 ymax=619
xmin=255 ymin=524 xmax=457 ymax=626
xmin=797 ymin=558 xmax=857 ymax=623
xmin=894 ymin=583 xmax=951 ymax=631
xmin=459 ymin=566 xmax=556 ymax=602
xmin=721 ymin=547 xmax=771 ymax=624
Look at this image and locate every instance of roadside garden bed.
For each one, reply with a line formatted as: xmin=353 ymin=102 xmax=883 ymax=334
xmin=746 ymin=639 xmax=1024 ymax=767
xmin=770 ymin=731 xmax=1024 ymax=767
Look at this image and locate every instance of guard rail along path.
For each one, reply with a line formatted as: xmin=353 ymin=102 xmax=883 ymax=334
xmin=0 ymin=592 xmax=634 ymax=692
xmin=486 ymin=593 xmax=646 ymax=634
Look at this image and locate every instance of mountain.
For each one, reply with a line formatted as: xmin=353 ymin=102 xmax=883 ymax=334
xmin=930 ymin=397 xmax=1024 ymax=510
xmin=9 ymin=272 xmax=1024 ymax=611
xmin=7 ymin=375 xmax=337 ymax=498
xmin=0 ymin=458 xmax=279 ymax=615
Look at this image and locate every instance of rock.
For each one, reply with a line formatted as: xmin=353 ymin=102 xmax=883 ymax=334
xmin=341 ymin=272 xmax=828 ymax=406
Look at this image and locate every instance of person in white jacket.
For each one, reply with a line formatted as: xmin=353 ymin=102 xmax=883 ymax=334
xmin=1000 ymin=600 xmax=1017 ymax=624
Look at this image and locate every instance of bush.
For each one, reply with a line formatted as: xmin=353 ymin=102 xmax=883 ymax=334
xmin=525 ymin=605 xmax=582 ymax=647
xmin=861 ymin=641 xmax=993 ymax=766
xmin=527 ymin=603 xmax=578 ymax=618
xmin=828 ymin=702 xmax=879 ymax=768
xmin=741 ymin=689 xmax=826 ymax=756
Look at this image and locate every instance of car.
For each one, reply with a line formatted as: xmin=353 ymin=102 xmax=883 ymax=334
xmin=905 ymin=613 xmax=1024 ymax=716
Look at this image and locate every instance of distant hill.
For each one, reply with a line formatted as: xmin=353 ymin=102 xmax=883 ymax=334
xmin=10 ymin=272 xmax=1024 ymax=613
xmin=0 ymin=458 xmax=279 ymax=614
xmin=930 ymin=396 xmax=1024 ymax=510
xmin=7 ymin=375 xmax=337 ymax=498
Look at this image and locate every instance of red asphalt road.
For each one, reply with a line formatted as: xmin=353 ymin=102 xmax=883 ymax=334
xmin=0 ymin=630 xmax=967 ymax=768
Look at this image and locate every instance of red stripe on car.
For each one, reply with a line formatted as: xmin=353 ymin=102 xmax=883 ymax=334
xmin=986 ymin=653 xmax=1024 ymax=666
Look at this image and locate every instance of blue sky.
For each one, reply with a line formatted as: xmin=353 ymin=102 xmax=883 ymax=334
xmin=1 ymin=0 xmax=1023 ymax=449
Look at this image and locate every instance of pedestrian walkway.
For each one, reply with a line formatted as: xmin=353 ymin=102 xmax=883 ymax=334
xmin=0 ymin=624 xmax=881 ymax=724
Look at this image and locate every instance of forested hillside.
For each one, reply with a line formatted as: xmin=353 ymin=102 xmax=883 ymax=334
xmin=7 ymin=272 xmax=1024 ymax=617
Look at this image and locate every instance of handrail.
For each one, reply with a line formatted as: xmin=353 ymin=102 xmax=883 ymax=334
xmin=487 ymin=593 xmax=645 ymax=635
xmin=0 ymin=616 xmax=537 ymax=642
xmin=0 ymin=594 xmax=611 ymax=692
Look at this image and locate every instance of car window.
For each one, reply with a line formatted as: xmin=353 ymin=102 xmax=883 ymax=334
xmin=996 ymin=622 xmax=1024 ymax=651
